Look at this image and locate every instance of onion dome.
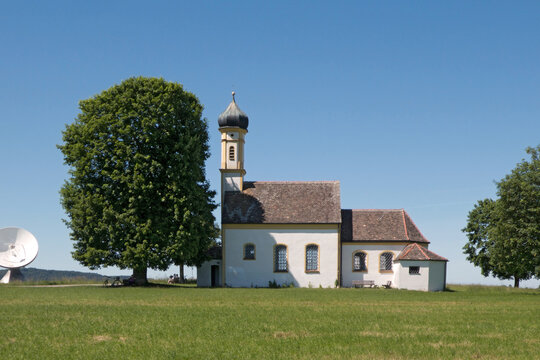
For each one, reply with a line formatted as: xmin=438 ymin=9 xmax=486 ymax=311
xmin=218 ymin=92 xmax=249 ymax=130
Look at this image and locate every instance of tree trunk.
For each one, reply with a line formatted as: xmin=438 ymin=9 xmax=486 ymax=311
xmin=179 ymin=263 xmax=185 ymax=284
xmin=514 ymin=276 xmax=520 ymax=288
xmin=132 ymin=267 xmax=148 ymax=286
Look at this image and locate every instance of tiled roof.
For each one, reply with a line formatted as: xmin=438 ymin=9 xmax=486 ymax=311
xmin=395 ymin=243 xmax=448 ymax=261
xmin=222 ymin=181 xmax=341 ymax=224
xmin=340 ymin=209 xmax=429 ymax=243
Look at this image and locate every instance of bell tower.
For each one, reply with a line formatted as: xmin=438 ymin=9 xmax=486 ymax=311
xmin=218 ymin=92 xmax=249 ymax=195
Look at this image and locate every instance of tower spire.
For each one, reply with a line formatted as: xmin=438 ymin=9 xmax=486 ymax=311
xmin=218 ymin=92 xmax=248 ymax=130
xmin=218 ymin=93 xmax=248 ymax=194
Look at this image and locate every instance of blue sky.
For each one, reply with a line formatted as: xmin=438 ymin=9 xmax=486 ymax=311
xmin=1 ymin=1 xmax=538 ymax=286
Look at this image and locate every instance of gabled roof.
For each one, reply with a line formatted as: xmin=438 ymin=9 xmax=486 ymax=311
xmin=340 ymin=209 xmax=429 ymax=243
xmin=395 ymin=243 xmax=448 ymax=261
xmin=222 ymin=181 xmax=341 ymax=224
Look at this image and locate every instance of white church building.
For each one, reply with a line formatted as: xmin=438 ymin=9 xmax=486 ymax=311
xmin=198 ymin=94 xmax=448 ymax=291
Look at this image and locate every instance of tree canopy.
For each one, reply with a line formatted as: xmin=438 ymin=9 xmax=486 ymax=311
xmin=462 ymin=145 xmax=540 ymax=287
xmin=59 ymin=77 xmax=218 ymax=283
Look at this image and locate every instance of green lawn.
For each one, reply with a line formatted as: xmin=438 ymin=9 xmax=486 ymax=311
xmin=0 ymin=285 xmax=538 ymax=359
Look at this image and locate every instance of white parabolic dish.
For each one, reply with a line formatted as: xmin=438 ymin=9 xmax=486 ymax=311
xmin=0 ymin=227 xmax=39 ymax=269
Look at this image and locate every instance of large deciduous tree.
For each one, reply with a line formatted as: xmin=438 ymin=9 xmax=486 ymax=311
xmin=462 ymin=145 xmax=540 ymax=287
xmin=59 ymin=77 xmax=218 ymax=283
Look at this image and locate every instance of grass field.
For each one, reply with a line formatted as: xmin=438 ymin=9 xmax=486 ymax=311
xmin=1 ymin=285 xmax=538 ymax=359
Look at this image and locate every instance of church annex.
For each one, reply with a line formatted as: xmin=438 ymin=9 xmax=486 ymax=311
xmin=198 ymin=94 xmax=448 ymax=291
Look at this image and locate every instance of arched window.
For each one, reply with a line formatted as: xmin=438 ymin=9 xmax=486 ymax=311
xmin=229 ymin=146 xmax=235 ymax=161
xmin=353 ymin=251 xmax=367 ymax=272
xmin=380 ymin=252 xmax=393 ymax=272
xmin=274 ymin=245 xmax=287 ymax=272
xmin=243 ymin=243 xmax=255 ymax=260
xmin=305 ymin=244 xmax=319 ymax=272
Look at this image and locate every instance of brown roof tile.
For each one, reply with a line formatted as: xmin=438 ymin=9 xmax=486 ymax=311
xmin=340 ymin=209 xmax=429 ymax=243
xmin=395 ymin=243 xmax=448 ymax=261
xmin=222 ymin=181 xmax=341 ymax=224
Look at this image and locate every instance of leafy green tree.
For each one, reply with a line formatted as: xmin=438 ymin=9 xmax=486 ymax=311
xmin=59 ymin=77 xmax=218 ymax=283
xmin=462 ymin=198 xmax=497 ymax=276
xmin=463 ymin=145 xmax=540 ymax=287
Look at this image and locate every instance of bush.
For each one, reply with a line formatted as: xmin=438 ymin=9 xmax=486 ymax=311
xmin=268 ymin=280 xmax=295 ymax=288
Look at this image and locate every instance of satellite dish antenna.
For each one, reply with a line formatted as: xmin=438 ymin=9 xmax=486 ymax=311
xmin=0 ymin=227 xmax=39 ymax=284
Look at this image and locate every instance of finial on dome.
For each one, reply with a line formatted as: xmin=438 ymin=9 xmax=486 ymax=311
xmin=232 ymin=91 xmax=236 ymax=102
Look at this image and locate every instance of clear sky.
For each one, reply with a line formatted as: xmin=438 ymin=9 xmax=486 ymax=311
xmin=1 ymin=1 xmax=538 ymax=287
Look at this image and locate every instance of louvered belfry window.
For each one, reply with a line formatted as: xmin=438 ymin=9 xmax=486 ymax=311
xmin=275 ymin=245 xmax=287 ymax=272
xmin=380 ymin=252 xmax=393 ymax=271
xmin=229 ymin=146 xmax=235 ymax=161
xmin=353 ymin=252 xmax=367 ymax=271
xmin=306 ymin=245 xmax=319 ymax=272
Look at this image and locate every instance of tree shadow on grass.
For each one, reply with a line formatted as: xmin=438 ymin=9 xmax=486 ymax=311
xmin=143 ymin=282 xmax=197 ymax=288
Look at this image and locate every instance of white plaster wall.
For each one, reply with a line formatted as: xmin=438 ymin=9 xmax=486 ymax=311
xmin=341 ymin=244 xmax=406 ymax=287
xmin=224 ymin=227 xmax=339 ymax=288
xmin=197 ymin=259 xmax=221 ymax=287
xmin=394 ymin=260 xmax=430 ymax=291
xmin=222 ymin=173 xmax=242 ymax=192
xmin=428 ymin=261 xmax=447 ymax=292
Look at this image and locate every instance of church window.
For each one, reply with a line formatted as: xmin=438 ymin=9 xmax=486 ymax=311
xmin=305 ymin=244 xmax=319 ymax=272
xmin=229 ymin=146 xmax=235 ymax=161
xmin=244 ymin=243 xmax=255 ymax=260
xmin=380 ymin=252 xmax=393 ymax=272
xmin=409 ymin=266 xmax=420 ymax=275
xmin=353 ymin=251 xmax=367 ymax=272
xmin=274 ymin=245 xmax=287 ymax=272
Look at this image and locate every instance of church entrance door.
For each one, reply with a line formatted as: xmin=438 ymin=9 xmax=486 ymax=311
xmin=211 ymin=265 xmax=219 ymax=287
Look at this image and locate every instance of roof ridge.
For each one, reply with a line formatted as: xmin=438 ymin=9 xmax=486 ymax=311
xmin=246 ymin=180 xmax=340 ymax=185
xmin=401 ymin=209 xmax=410 ymax=241
xmin=400 ymin=244 xmax=414 ymax=258
xmin=415 ymin=243 xmax=430 ymax=260
xmin=347 ymin=209 xmax=404 ymax=212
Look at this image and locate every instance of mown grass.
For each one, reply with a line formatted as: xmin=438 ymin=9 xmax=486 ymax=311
xmin=0 ymin=285 xmax=538 ymax=359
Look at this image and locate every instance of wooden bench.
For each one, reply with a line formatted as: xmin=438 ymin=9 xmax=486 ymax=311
xmin=352 ymin=280 xmax=375 ymax=288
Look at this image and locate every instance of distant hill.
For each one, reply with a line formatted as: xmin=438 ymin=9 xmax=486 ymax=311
xmin=0 ymin=267 xmax=107 ymax=282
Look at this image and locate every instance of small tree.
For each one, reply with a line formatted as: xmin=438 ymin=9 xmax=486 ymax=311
xmin=463 ymin=145 xmax=540 ymax=287
xmin=174 ymin=223 xmax=219 ymax=283
xmin=59 ymin=77 xmax=218 ymax=283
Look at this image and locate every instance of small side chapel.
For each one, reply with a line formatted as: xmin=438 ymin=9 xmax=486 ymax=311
xmin=198 ymin=94 xmax=448 ymax=291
